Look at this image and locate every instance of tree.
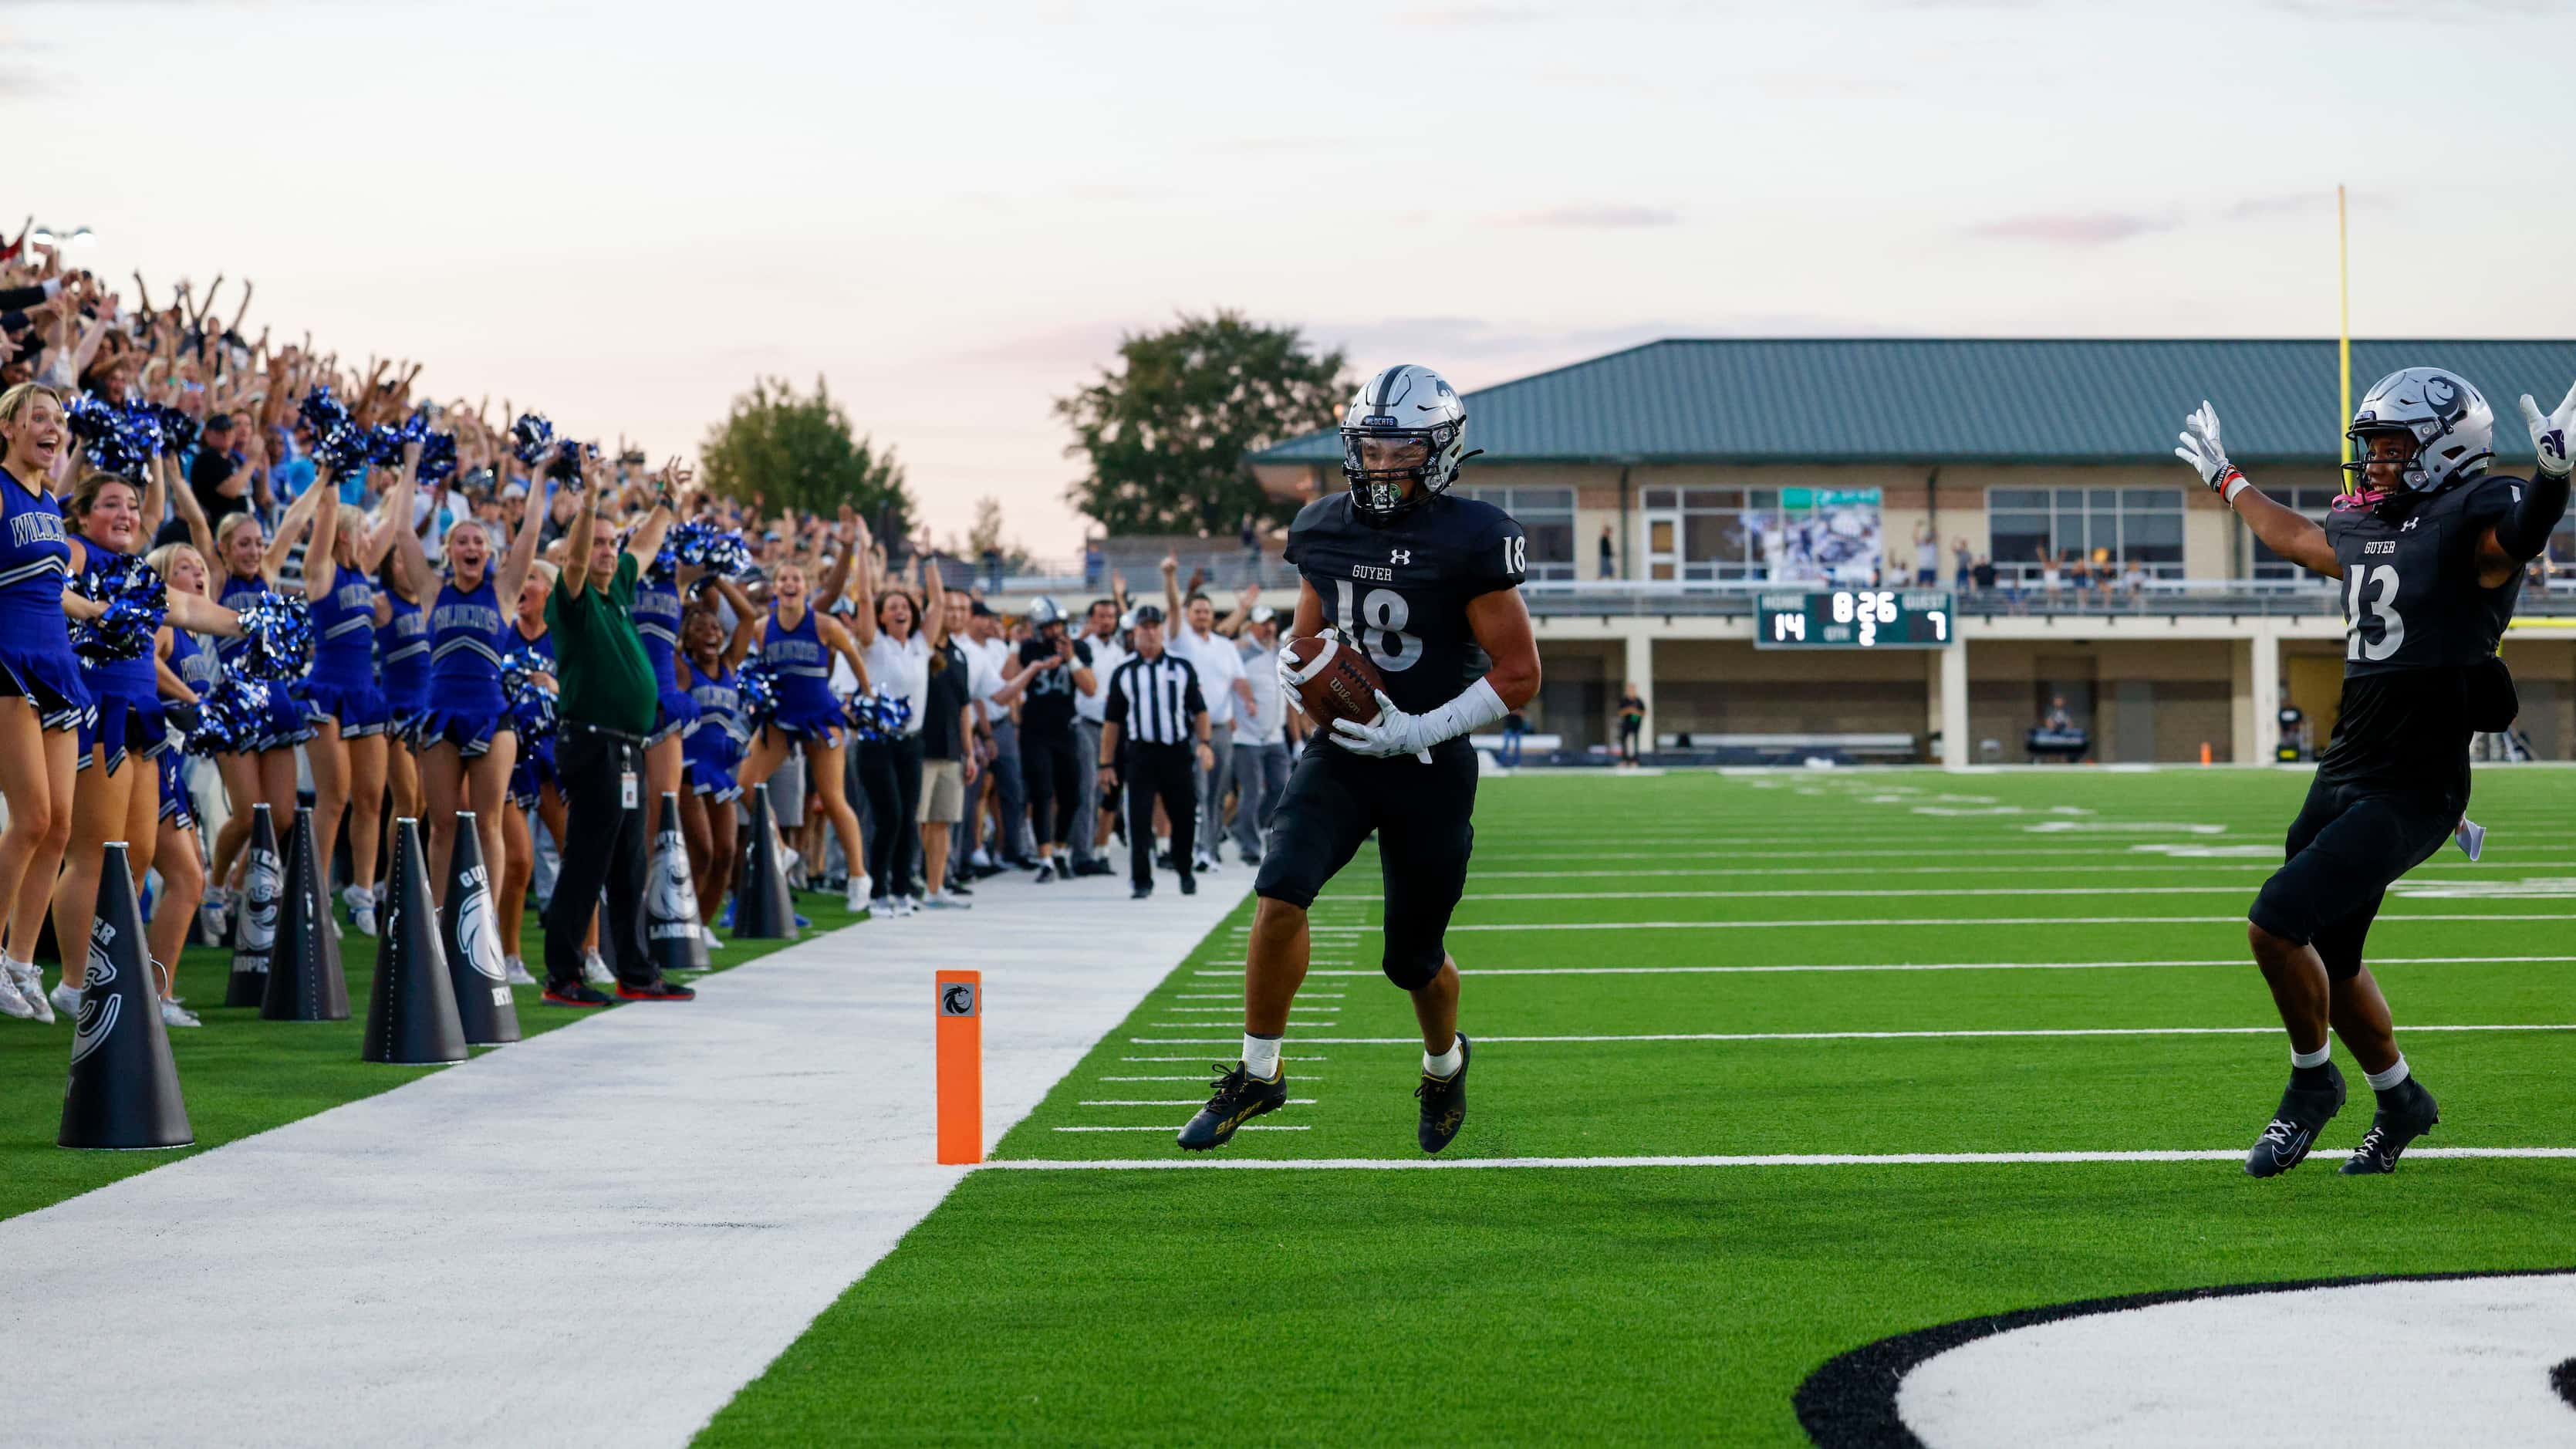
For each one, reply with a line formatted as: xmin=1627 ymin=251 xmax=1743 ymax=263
xmin=963 ymin=495 xmax=1028 ymax=571
xmin=1056 ymin=311 xmax=1349 ymax=535
xmin=701 ymin=376 xmax=913 ymax=537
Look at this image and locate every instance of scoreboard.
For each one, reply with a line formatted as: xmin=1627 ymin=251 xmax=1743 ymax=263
xmin=1756 ymin=589 xmax=1955 ymax=650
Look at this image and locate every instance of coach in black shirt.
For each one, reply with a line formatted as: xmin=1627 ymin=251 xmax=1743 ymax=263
xmin=1098 ymin=605 xmax=1212 ymax=900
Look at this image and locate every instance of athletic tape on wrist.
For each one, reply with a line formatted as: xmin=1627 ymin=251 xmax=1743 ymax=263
xmin=2221 ymin=471 xmax=2251 ymax=504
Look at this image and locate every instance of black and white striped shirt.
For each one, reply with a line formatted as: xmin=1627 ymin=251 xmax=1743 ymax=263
xmin=1105 ymin=650 xmax=1206 ymax=746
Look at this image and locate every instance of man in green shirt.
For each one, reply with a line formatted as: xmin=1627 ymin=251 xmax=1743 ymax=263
xmin=539 ymin=454 xmax=690 ymax=1005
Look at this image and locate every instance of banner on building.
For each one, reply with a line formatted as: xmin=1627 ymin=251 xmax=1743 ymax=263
xmin=1749 ymin=487 xmax=1882 ymax=586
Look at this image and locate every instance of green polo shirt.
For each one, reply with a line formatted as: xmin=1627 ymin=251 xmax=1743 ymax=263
xmin=545 ymin=552 xmax=657 ymax=735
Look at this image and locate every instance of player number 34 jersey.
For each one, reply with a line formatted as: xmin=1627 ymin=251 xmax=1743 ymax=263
xmin=1284 ymin=492 xmax=1528 ymax=717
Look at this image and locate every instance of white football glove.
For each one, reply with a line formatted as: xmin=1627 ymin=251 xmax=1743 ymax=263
xmin=1276 ymin=626 xmax=1342 ymax=718
xmin=2520 ymin=382 xmax=2576 ymax=480
xmin=2173 ymin=401 xmax=2242 ymax=495
xmin=1329 ymin=689 xmax=1430 ymax=759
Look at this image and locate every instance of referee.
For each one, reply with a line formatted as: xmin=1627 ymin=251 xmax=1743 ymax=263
xmin=542 ymin=456 xmax=694 ymax=1005
xmin=1098 ymin=604 xmax=1213 ymax=900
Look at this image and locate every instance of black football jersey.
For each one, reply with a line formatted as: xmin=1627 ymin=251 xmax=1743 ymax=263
xmin=1284 ymin=490 xmax=1527 ymax=716
xmin=2316 ymin=472 xmax=2527 ymax=799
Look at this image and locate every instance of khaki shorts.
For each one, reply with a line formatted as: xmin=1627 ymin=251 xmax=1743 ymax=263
xmin=919 ymin=758 xmax=965 ymax=823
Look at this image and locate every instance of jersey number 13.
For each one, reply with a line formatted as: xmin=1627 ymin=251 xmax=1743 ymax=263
xmin=2345 ymin=563 xmax=2406 ymax=663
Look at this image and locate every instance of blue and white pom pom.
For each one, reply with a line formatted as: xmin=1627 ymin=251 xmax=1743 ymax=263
xmin=736 ymin=660 xmax=780 ymax=732
xmin=314 ymin=421 xmax=372 ymax=475
xmin=67 ymin=555 xmax=170 ymax=663
xmin=185 ymin=675 xmax=274 ymax=755
xmin=499 ymin=647 xmax=559 ymax=746
xmin=64 ymin=392 xmax=149 ymax=475
xmin=151 ymin=404 xmax=201 ymax=457
xmin=508 ymin=412 xmax=554 ymax=465
xmin=844 ymin=685 xmax=913 ymax=743
xmin=416 ymin=430 xmax=459 ymax=485
xmin=229 ymin=592 xmax=316 ymax=681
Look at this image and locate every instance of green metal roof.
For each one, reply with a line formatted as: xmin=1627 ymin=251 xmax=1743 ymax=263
xmin=1251 ymin=338 xmax=2576 ymax=468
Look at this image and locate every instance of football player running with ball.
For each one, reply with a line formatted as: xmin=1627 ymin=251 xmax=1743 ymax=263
xmin=1178 ymin=365 xmax=1540 ymax=1154
xmin=2176 ymin=369 xmax=2574 ymax=1177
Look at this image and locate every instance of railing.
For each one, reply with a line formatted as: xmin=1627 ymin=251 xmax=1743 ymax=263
xmin=1509 ymin=577 xmax=2576 ymax=618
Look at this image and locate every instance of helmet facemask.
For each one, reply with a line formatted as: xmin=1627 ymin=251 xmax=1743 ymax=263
xmin=2341 ymin=367 xmax=2493 ymax=496
xmin=1339 ymin=427 xmax=1452 ymax=525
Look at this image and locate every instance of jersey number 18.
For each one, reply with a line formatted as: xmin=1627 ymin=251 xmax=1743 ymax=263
xmin=1334 ymin=579 xmax=1421 ymax=673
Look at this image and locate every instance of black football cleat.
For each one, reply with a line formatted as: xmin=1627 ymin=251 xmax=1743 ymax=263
xmin=1177 ymin=1061 xmax=1288 ymax=1151
xmin=1416 ymin=1034 xmax=1471 ymax=1153
xmin=2341 ymin=1079 xmax=2439 ymax=1175
xmin=2246 ymin=1062 xmax=2345 ymax=1177
xmin=1177 ymin=871 xmax=1197 ymax=896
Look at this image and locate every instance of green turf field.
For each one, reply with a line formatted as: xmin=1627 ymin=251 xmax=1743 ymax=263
xmin=701 ymin=765 xmax=2576 ymax=1447
xmin=0 ymin=887 xmax=867 ymax=1224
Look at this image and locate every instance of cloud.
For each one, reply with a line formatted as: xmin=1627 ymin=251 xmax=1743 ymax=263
xmin=1399 ymin=4 xmax=1548 ymax=24
xmin=1967 ymin=211 xmax=2180 ymax=247
xmin=1498 ymin=204 xmax=1683 ymax=229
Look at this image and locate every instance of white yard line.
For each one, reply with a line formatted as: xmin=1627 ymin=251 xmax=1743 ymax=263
xmin=1052 ymin=1124 xmax=1310 ymax=1133
xmin=978 ymin=1146 xmax=2576 ymax=1170
xmin=1215 ymin=955 xmax=2576 ymax=979
xmin=1129 ymin=1024 xmax=2576 ymax=1045
xmin=1079 ymin=1099 xmax=1321 ymax=1107
xmin=0 ymin=871 xmax=1250 ymax=1448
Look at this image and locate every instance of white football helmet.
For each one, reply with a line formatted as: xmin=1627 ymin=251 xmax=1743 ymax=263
xmin=2345 ymin=366 xmax=2494 ymax=492
xmin=1025 ymin=595 xmax=1064 ymax=629
xmin=1339 ymin=364 xmax=1470 ymax=523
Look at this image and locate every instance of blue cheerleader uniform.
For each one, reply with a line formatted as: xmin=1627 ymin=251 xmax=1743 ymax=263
xmin=159 ymin=628 xmax=220 ymax=828
xmin=683 ymin=660 xmax=744 ymax=803
xmin=506 ymin=622 xmax=555 ymax=809
xmin=416 ymin=570 xmax=511 ymax=758
xmin=217 ymin=570 xmax=313 ymax=752
xmin=761 ymin=603 xmax=842 ymax=745
xmin=303 ymin=572 xmax=390 ymax=738
xmin=0 ymin=464 xmax=93 ymax=732
xmin=72 ymin=548 xmax=169 ymax=775
xmin=633 ymin=567 xmax=699 ymax=746
xmin=377 ymin=587 xmax=430 ymax=742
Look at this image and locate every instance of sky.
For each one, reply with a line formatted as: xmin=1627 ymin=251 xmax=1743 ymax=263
xmin=7 ymin=0 xmax=2572 ymax=559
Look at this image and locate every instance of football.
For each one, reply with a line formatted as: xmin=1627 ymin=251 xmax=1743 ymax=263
xmin=1283 ymin=633 xmax=1384 ymax=728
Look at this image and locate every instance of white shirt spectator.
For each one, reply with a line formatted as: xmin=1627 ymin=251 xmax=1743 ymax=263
xmin=1076 ymin=630 xmax=1127 ymax=724
xmin=961 ymin=632 xmax=1014 ymax=723
xmin=862 ymin=628 xmax=931 ymax=735
xmin=1235 ymin=636 xmax=1283 ymax=747
xmin=1169 ymin=624 xmax=1245 ymax=729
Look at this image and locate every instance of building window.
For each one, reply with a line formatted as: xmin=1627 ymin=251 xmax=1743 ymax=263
xmin=1453 ymin=487 xmax=1575 ymax=579
xmin=1636 ymin=486 xmax=1796 ymax=581
xmin=1987 ymin=486 xmax=2187 ymax=582
xmin=2247 ymin=487 xmax=2345 ymax=581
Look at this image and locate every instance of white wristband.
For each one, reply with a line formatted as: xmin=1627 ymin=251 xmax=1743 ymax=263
xmin=2222 ymin=471 xmax=2251 ymax=504
xmin=1420 ymin=676 xmax=1509 ymax=748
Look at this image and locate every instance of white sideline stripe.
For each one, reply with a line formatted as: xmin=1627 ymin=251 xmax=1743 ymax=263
xmin=1224 ymin=955 xmax=2576 ymax=979
xmin=1052 ymin=1125 xmax=1310 ymax=1133
xmin=1130 ymin=1023 xmax=2576 ymax=1045
xmin=0 ymin=869 xmax=1254 ymax=1447
xmin=979 ymin=1147 xmax=2576 ymax=1171
xmin=1424 ymin=914 xmax=2576 ymax=933
xmin=1079 ymin=1099 xmax=1322 ymax=1107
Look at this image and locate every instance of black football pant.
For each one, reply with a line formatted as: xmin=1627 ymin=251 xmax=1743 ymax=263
xmin=545 ymin=722 xmax=652 ymax=989
xmin=1021 ymin=728 xmax=1082 ymax=849
xmin=1124 ymin=742 xmax=1195 ymax=890
xmin=854 ymin=732 xmax=923 ymax=899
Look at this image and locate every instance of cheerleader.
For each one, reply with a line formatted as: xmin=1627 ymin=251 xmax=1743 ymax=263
xmin=738 ymin=560 xmax=871 ymax=913
xmin=376 ymin=473 xmax=432 ymax=830
xmin=147 ymin=538 xmax=225 ymax=998
xmin=0 ymin=383 xmax=103 ymax=1022
xmin=495 ymin=557 xmax=592 ymax=985
xmin=388 ymin=444 xmax=548 ymax=906
xmin=301 ymin=451 xmax=408 ymax=937
xmin=203 ymin=482 xmax=329 ymax=897
xmin=677 ymin=578 xmax=758 ymax=934
xmin=46 ymin=449 xmax=244 ymax=1024
xmin=630 ymin=503 xmax=698 ymax=849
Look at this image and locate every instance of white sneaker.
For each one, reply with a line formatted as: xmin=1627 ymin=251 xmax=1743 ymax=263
xmin=50 ymin=981 xmax=82 ymax=1021
xmin=892 ymin=895 xmax=918 ymax=917
xmin=700 ymin=927 xmax=721 ymax=951
xmin=159 ymin=998 xmax=202 ymax=1028
xmin=505 ymin=955 xmax=536 ymax=986
xmin=343 ymin=885 xmax=378 ymax=937
xmin=199 ymin=884 xmax=232 ymax=941
xmin=582 ymin=951 xmax=613 ymax=987
xmin=846 ymin=873 xmax=872 ymax=913
xmin=969 ymin=847 xmax=992 ymax=870
xmin=15 ymin=961 xmax=56 ymax=1024
xmin=0 ymin=966 xmax=35 ymax=1021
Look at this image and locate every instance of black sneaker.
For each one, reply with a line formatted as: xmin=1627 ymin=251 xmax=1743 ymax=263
xmin=2246 ymin=1062 xmax=2345 ymax=1177
xmin=1177 ymin=1061 xmax=1289 ymax=1151
xmin=2341 ymin=1078 xmax=2439 ymax=1175
xmin=946 ymin=879 xmax=974 ymax=897
xmin=1130 ymin=883 xmax=1154 ymax=900
xmin=1177 ymin=871 xmax=1197 ymax=896
xmin=542 ymin=981 xmax=613 ymax=1008
xmin=1073 ymin=858 xmax=1114 ymax=878
xmin=1035 ymin=860 xmax=1056 ymax=883
xmin=1053 ymin=854 xmax=1073 ymax=879
xmin=617 ymin=976 xmax=697 ymax=1001
xmin=1416 ymin=1034 xmax=1471 ymax=1153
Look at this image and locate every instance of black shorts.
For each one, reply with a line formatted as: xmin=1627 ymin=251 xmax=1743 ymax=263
xmin=2247 ymin=777 xmax=2456 ymax=980
xmin=1253 ymin=737 xmax=1477 ymax=991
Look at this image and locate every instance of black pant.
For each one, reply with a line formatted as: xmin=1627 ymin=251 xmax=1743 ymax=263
xmin=1124 ymin=743 xmax=1195 ymax=889
xmin=545 ymin=723 xmax=651 ymax=988
xmin=1022 ymin=728 xmax=1081 ymax=849
xmin=855 ymin=732 xmax=923 ymax=898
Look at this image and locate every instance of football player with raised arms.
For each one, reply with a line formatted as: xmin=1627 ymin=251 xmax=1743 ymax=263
xmin=2176 ymin=369 xmax=2574 ymax=1177
xmin=1178 ymin=364 xmax=1541 ymax=1154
